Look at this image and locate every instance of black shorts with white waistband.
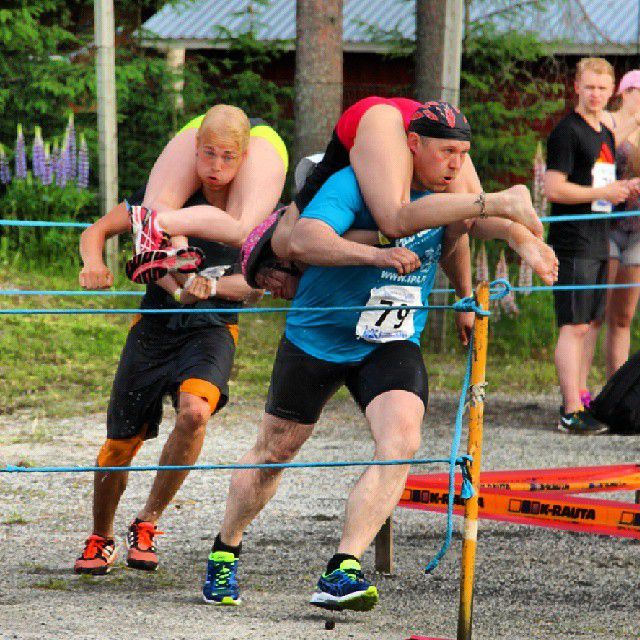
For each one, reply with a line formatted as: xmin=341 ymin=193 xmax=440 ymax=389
xmin=265 ymin=336 xmax=429 ymax=425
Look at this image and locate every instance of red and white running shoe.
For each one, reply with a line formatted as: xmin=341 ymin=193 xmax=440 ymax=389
xmin=125 ymin=247 xmax=204 ymax=284
xmin=126 ymin=521 xmax=163 ymax=571
xmin=74 ymin=534 xmax=118 ymax=575
xmin=129 ymin=205 xmax=170 ymax=254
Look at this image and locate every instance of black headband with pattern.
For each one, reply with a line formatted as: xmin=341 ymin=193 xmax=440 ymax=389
xmin=408 ymin=101 xmax=471 ymax=141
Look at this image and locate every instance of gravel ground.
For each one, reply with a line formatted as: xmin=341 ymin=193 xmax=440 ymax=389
xmin=0 ymin=393 xmax=638 ymax=640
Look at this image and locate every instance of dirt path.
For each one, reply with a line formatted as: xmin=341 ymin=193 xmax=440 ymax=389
xmin=0 ymin=395 xmax=638 ymax=639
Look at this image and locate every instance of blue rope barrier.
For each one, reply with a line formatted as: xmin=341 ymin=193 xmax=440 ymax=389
xmin=513 ymin=282 xmax=640 ymax=293
xmin=539 ymin=209 xmax=640 ymax=224
xmin=424 ymin=332 xmax=476 ymax=574
xmin=0 ymin=280 xmax=509 ymax=317
xmin=0 ymin=219 xmax=90 ymax=228
xmin=0 ymin=289 xmax=145 ymax=297
xmin=1 ymin=288 xmax=458 ymax=297
xmin=0 ymin=456 xmax=470 ymax=474
xmin=6 ymin=276 xmax=640 ymax=321
xmin=5 ymin=281 xmax=640 ymax=299
xmin=0 ymin=303 xmax=466 ymax=316
xmin=4 ymin=209 xmax=640 ymax=231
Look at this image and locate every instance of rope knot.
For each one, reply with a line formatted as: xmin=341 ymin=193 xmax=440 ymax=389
xmin=458 ymin=455 xmax=475 ymax=500
xmin=470 ymin=381 xmax=488 ymax=407
xmin=452 ymin=296 xmax=490 ymax=317
xmin=489 ymin=278 xmax=511 ymax=301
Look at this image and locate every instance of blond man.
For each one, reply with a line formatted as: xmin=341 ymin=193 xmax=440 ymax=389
xmin=75 ymin=106 xmax=261 ymax=574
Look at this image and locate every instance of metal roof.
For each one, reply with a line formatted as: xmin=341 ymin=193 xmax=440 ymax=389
xmin=141 ymin=1 xmax=640 ymax=54
xmin=140 ymin=0 xmax=414 ymax=50
xmin=472 ymin=0 xmax=640 ymax=53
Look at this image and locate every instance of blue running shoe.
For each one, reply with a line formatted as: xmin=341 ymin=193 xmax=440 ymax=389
xmin=310 ymin=559 xmax=379 ymax=611
xmin=202 ymin=551 xmax=241 ymax=605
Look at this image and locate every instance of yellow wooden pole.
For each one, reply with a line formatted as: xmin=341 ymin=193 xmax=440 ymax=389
xmin=457 ymin=281 xmax=490 ymax=640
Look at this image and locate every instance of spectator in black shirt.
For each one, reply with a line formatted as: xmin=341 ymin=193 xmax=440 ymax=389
xmin=545 ymin=57 xmax=640 ymax=435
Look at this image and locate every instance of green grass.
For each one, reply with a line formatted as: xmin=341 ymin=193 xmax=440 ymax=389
xmin=5 ymin=259 xmax=640 ymax=419
xmin=2 ymin=512 xmax=29 ymax=525
xmin=33 ymin=578 xmax=70 ymax=591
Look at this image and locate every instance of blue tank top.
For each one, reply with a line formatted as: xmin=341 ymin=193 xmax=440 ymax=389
xmin=285 ymin=167 xmax=444 ymax=363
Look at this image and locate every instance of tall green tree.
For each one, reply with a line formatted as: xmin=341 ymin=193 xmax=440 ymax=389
xmin=460 ymin=21 xmax=563 ymax=190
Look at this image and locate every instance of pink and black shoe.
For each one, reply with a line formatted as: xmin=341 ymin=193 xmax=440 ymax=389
xmin=125 ymin=247 xmax=204 ymax=284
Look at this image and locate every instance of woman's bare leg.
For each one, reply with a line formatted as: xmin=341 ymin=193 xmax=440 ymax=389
xmin=225 ymin=136 xmax=287 ymax=233
xmin=143 ymin=129 xmax=202 ymax=212
xmin=271 ymin=202 xmax=300 ymax=259
xmin=350 ymin=104 xmax=412 ymax=237
xmin=606 ymin=261 xmax=640 ymax=377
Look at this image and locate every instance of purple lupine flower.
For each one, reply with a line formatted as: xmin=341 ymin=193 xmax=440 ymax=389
xmin=32 ymin=125 xmax=45 ymax=181
xmin=54 ymin=137 xmax=68 ymax=188
xmin=533 ymin=141 xmax=547 ymax=217
xmin=65 ymin=114 xmax=76 ymax=181
xmin=0 ymin=144 xmax=11 ymax=184
xmin=15 ymin=124 xmax=27 ymax=179
xmin=475 ymin=243 xmax=489 ymax=283
xmin=50 ymin=138 xmax=59 ymax=173
xmin=517 ymin=257 xmax=533 ymax=296
xmin=495 ymin=250 xmax=519 ymax=315
xmin=41 ymin=142 xmax=53 ymax=186
xmin=76 ymin=133 xmax=89 ymax=189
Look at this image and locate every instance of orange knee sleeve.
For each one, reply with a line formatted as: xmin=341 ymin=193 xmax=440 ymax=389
xmin=179 ymin=378 xmax=221 ymax=414
xmin=97 ymin=436 xmax=144 ymax=467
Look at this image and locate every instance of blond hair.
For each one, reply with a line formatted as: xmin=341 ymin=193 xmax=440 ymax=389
xmin=576 ymin=57 xmax=615 ymax=83
xmin=197 ymin=104 xmax=250 ymax=153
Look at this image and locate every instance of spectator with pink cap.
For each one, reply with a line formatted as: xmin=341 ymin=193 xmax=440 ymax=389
xmin=601 ymin=69 xmax=640 ymax=145
xmin=588 ymin=69 xmax=640 ymax=381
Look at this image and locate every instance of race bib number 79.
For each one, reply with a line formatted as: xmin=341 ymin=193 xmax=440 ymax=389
xmin=355 ymin=285 xmax=421 ymax=343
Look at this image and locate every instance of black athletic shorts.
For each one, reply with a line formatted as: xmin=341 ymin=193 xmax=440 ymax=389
xmin=106 ymin=317 xmax=236 ymax=440
xmin=293 ymin=130 xmax=350 ymax=213
xmin=265 ymin=336 xmax=429 ymax=424
xmin=553 ymin=255 xmax=607 ymax=326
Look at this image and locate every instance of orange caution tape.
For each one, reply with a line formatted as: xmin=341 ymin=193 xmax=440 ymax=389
xmin=400 ymin=464 xmax=640 ymax=539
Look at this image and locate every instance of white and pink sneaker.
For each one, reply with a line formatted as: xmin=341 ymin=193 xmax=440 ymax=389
xmin=128 ymin=205 xmax=170 ymax=254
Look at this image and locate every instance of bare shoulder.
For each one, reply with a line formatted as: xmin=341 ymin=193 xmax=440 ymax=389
xmin=601 ymin=110 xmax=616 ymax=131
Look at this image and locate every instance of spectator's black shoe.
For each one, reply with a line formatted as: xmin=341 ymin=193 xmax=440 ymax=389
xmin=557 ymin=409 xmax=609 ymax=435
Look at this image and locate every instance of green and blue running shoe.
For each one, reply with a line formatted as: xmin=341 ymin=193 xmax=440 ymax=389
xmin=202 ymin=551 xmax=241 ymax=605
xmin=310 ymin=559 xmax=379 ymax=612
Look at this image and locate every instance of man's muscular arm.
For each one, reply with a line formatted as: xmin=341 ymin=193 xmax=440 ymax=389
xmin=79 ymin=202 xmax=130 ymax=289
xmin=440 ymin=230 xmax=474 ymax=346
xmin=440 ymin=231 xmax=472 ymax=299
xmin=289 ymin=219 xmax=421 ymax=275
